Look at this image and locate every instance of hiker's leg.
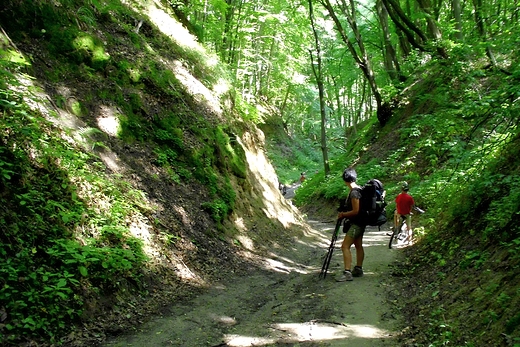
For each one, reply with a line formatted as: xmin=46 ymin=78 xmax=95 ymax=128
xmin=353 ymin=236 xmax=364 ymax=267
xmin=343 ymin=224 xmax=364 ymax=270
xmin=394 ymin=211 xmax=401 ymax=230
xmin=404 ymin=214 xmax=413 ymax=242
xmin=341 ymin=235 xmax=355 ymax=271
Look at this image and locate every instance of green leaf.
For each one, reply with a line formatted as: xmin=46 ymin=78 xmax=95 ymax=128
xmin=56 ymin=278 xmax=67 ymax=288
xmin=56 ymin=291 xmax=68 ymax=299
xmin=79 ymin=266 xmax=88 ymax=276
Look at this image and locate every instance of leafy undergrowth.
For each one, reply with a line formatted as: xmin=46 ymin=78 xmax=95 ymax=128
xmin=391 ymin=233 xmax=520 ymax=347
xmin=0 ymin=1 xmax=305 ymax=346
xmin=293 ymin=51 xmax=520 ymax=346
xmin=0 ymin=73 xmax=242 ymax=346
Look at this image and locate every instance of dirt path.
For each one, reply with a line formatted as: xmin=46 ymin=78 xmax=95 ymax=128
xmin=103 ymin=220 xmax=402 ymax=347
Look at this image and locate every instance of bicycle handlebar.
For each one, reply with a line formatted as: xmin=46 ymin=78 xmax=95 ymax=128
xmin=413 ymin=206 xmax=425 ymax=214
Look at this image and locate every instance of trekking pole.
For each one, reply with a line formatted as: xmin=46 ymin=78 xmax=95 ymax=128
xmin=319 ymin=218 xmax=344 ymax=279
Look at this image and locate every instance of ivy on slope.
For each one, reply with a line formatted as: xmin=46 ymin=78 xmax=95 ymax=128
xmin=380 ymin=64 xmax=520 ymax=346
xmin=0 ymin=75 xmax=148 ymax=344
xmin=292 ymin=56 xmax=520 ymax=343
xmin=0 ymin=0 xmax=253 ymax=343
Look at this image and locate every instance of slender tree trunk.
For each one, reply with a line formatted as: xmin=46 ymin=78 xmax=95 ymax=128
xmin=356 ymin=78 xmax=367 ymax=123
xmin=452 ymin=0 xmax=463 ymax=41
xmin=220 ymin=0 xmax=236 ymax=63
xmin=416 ymin=0 xmax=448 ymax=58
xmin=396 ymin=27 xmax=412 ymax=57
xmin=308 ymin=0 xmax=330 ymax=175
xmin=472 ymin=0 xmax=498 ymax=67
xmin=228 ymin=0 xmax=245 ymax=68
xmin=376 ymin=0 xmax=402 ymax=81
xmin=320 ymin=0 xmax=391 ymax=126
xmin=330 ymin=75 xmax=343 ymax=127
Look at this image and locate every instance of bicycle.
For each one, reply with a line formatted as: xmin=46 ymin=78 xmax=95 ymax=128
xmin=388 ymin=206 xmax=424 ymax=249
xmin=319 ymin=218 xmax=347 ymax=279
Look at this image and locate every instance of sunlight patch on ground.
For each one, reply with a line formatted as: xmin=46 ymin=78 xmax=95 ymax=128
xmin=363 ymin=229 xmax=392 ymax=246
xmin=272 ymin=321 xmax=387 ymax=340
xmin=98 ymin=151 xmax=122 ymax=173
xmin=236 ymin=234 xmax=255 ymax=251
xmin=294 ymin=237 xmax=320 ymax=248
xmin=10 ymin=75 xmax=123 ymax=175
xmin=223 ymin=321 xmax=389 ymax=346
xmin=128 ymin=218 xmax=155 ymax=256
xmin=224 ymin=334 xmax=276 ymax=346
xmin=167 ymin=57 xmax=224 ymax=117
xmin=139 ymin=1 xmax=201 ymax=51
xmin=96 ymin=105 xmax=120 ymax=137
xmin=211 ymin=314 xmax=237 ymax=326
xmin=233 ymin=216 xmax=247 ymax=232
xmin=10 ymin=74 xmax=122 ymax=164
xmin=262 ymin=255 xmax=310 ymax=274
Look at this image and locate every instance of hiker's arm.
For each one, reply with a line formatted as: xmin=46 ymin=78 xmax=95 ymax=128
xmin=338 ymin=198 xmax=360 ymax=219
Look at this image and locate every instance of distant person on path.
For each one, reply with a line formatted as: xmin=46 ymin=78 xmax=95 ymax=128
xmin=394 ymin=181 xmax=415 ymax=244
xmin=278 ymin=180 xmax=287 ymax=195
xmin=299 ymin=172 xmax=306 ymax=183
xmin=336 ymin=167 xmax=365 ymax=282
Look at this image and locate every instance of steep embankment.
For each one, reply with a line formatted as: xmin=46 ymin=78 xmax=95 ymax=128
xmin=0 ymin=1 xmax=308 ymax=345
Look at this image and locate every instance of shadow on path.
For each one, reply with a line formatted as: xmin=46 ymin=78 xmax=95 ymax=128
xmin=103 ymin=220 xmax=402 ymax=347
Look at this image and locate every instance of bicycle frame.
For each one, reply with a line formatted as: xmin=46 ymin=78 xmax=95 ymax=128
xmin=319 ymin=218 xmax=344 ymax=279
xmin=388 ymin=215 xmax=408 ymax=249
xmin=388 ymin=206 xmax=424 ymax=249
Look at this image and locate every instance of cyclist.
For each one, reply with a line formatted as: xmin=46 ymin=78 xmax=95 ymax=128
xmin=394 ymin=181 xmax=415 ymax=244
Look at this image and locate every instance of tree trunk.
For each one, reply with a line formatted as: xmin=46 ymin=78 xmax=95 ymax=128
xmin=381 ymin=0 xmax=428 ymax=52
xmin=376 ymin=0 xmax=402 ymax=81
xmin=452 ymin=0 xmax=463 ymax=41
xmin=472 ymin=0 xmax=498 ymax=67
xmin=416 ymin=0 xmax=448 ymax=58
xmin=320 ymin=0 xmax=391 ymax=126
xmin=308 ymin=0 xmax=330 ymax=175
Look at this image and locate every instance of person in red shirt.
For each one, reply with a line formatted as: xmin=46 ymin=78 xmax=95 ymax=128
xmin=394 ymin=181 xmax=415 ymax=244
xmin=299 ymin=172 xmax=306 ymax=183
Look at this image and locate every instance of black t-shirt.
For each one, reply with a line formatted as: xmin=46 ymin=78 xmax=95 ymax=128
xmin=344 ymin=187 xmax=362 ymax=213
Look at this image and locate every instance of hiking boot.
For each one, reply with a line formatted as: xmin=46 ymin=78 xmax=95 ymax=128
xmin=352 ymin=266 xmax=364 ymax=277
xmin=336 ymin=270 xmax=353 ymax=282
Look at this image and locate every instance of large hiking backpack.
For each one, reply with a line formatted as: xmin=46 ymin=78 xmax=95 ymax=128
xmin=356 ymin=179 xmax=387 ymax=228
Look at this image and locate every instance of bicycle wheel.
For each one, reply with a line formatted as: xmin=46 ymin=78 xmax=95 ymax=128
xmin=389 ymin=221 xmax=407 ymax=248
xmin=388 ymin=226 xmax=398 ymax=248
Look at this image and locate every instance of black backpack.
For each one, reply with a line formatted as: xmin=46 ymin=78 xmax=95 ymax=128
xmin=355 ymin=179 xmax=387 ymax=228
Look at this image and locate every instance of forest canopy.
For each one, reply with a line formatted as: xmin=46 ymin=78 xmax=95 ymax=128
xmin=1 ymin=0 xmax=520 ymax=346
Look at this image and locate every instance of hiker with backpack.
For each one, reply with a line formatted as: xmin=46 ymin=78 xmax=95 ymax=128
xmin=394 ymin=181 xmax=415 ymax=244
xmin=336 ymin=167 xmax=365 ymax=281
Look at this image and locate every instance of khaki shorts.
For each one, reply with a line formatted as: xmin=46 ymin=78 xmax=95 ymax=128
xmin=345 ymin=223 xmax=366 ymax=239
